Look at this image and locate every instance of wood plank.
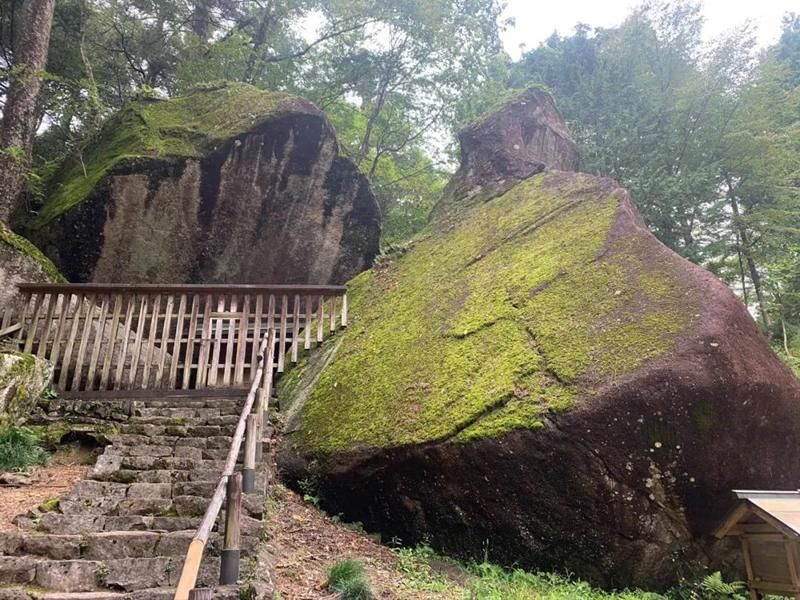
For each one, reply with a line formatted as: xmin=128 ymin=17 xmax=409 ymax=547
xmin=59 ymin=294 xmax=85 ymax=391
xmin=195 ymin=294 xmax=213 ymax=388
xmin=23 ymin=293 xmax=44 ymax=353
xmin=249 ymin=295 xmax=263 ymax=381
xmin=85 ymin=295 xmax=110 ymax=391
xmin=291 ymin=293 xmax=300 ymax=363
xmin=169 ymin=294 xmax=188 ymax=389
xmin=114 ymin=295 xmax=137 ymax=390
xmin=208 ymin=296 xmax=226 ymax=386
xmin=16 ymin=292 xmax=31 ymax=341
xmin=182 ymin=294 xmax=201 ymax=390
xmin=267 ymin=294 xmax=275 ymax=331
xmin=37 ymin=293 xmax=57 ymax=359
xmin=329 ymin=295 xmax=337 ymax=333
xmin=100 ymin=294 xmax=123 ymax=391
xmin=304 ymin=294 xmax=312 ymax=350
xmin=341 ymin=292 xmax=348 ymax=328
xmin=141 ymin=294 xmax=161 ymax=389
xmin=0 ymin=323 xmax=22 ymax=337
xmin=223 ymin=295 xmax=237 ymax=385
xmin=155 ymin=295 xmax=174 ymax=388
xmin=71 ymin=294 xmax=97 ymax=391
xmin=128 ymin=294 xmax=149 ymax=388
xmin=316 ymin=294 xmax=324 ymax=344
xmin=234 ymin=295 xmax=250 ymax=385
xmin=277 ymin=294 xmax=288 ymax=372
xmin=48 ymin=294 xmax=71 ymax=364
xmin=0 ymin=303 xmax=10 ymax=332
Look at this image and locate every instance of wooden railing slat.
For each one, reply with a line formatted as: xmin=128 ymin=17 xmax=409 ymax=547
xmin=49 ymin=293 xmax=71 ymax=365
xmin=115 ymin=295 xmax=136 ymax=390
xmin=155 ymin=295 xmax=174 ymax=388
xmin=291 ymin=294 xmax=301 ymax=364
xmin=23 ymin=293 xmax=44 ymax=353
xmin=171 ymin=294 xmax=189 ymax=389
xmin=222 ymin=295 xmax=237 ymax=386
xmin=316 ymin=294 xmax=324 ymax=344
xmin=71 ymin=294 xmax=97 ymax=391
xmin=37 ymin=293 xmax=57 ymax=359
xmin=183 ymin=294 xmax=202 ymax=390
xmin=59 ymin=294 xmax=85 ymax=390
xmin=100 ymin=294 xmax=123 ymax=391
xmin=277 ymin=294 xmax=288 ymax=372
xmin=329 ymin=295 xmax=337 ymax=334
xmin=141 ymin=294 xmax=161 ymax=389
xmin=208 ymin=296 xmax=225 ymax=387
xmin=86 ymin=295 xmax=110 ymax=390
xmin=128 ymin=294 xmax=149 ymax=388
xmin=234 ymin=295 xmax=249 ymax=385
xmin=304 ymin=295 xmax=312 ymax=350
xmin=250 ymin=295 xmax=263 ymax=381
xmin=16 ymin=292 xmax=32 ymax=341
xmin=195 ymin=294 xmax=213 ymax=389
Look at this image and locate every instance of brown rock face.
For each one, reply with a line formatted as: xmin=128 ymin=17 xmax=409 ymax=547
xmin=277 ymin=88 xmax=800 ymax=589
xmin=436 ymin=86 xmax=579 ymax=221
xmin=23 ymin=85 xmax=380 ymax=285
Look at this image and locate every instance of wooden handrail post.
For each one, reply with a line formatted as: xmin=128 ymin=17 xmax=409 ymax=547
xmin=341 ymin=292 xmax=348 ymax=328
xmin=220 ymin=472 xmax=242 ymax=585
xmin=189 ymin=589 xmax=213 ymax=600
xmin=254 ymin=390 xmax=265 ymax=463
xmin=242 ymin=414 xmax=257 ymax=493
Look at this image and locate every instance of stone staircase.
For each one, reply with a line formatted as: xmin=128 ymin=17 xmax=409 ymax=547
xmin=0 ymin=393 xmax=272 ymax=599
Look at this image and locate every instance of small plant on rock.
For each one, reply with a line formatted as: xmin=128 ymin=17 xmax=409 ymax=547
xmin=327 ymin=559 xmax=374 ymax=600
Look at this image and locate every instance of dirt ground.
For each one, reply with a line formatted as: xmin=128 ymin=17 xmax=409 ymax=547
xmin=0 ymin=444 xmax=93 ymax=532
xmin=261 ymin=485 xmax=466 ymax=599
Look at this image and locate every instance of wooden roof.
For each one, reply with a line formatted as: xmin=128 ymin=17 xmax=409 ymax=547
xmin=716 ymin=490 xmax=800 ymax=540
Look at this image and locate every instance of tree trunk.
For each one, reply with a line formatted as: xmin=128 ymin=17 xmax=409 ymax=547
xmin=729 ymin=193 xmax=771 ymax=332
xmin=0 ymin=0 xmax=55 ymax=223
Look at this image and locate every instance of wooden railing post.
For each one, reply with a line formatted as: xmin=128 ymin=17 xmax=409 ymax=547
xmin=254 ymin=390 xmax=265 ymax=463
xmin=242 ymin=414 xmax=257 ymax=493
xmin=220 ymin=472 xmax=241 ymax=585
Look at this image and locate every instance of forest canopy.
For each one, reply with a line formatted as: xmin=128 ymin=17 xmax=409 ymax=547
xmin=0 ymin=0 xmax=798 ymax=366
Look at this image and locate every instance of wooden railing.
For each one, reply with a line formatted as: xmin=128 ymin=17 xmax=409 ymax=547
xmin=174 ymin=328 xmax=275 ymax=600
xmin=1 ymin=283 xmax=347 ymax=392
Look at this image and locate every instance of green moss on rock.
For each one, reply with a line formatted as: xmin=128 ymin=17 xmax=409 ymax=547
xmin=293 ymin=172 xmax=698 ymax=455
xmin=34 ymin=82 xmax=292 ymax=226
xmin=0 ymin=223 xmax=64 ymax=281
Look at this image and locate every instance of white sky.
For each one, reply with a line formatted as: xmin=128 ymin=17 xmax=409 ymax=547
xmin=501 ymin=0 xmax=794 ymax=58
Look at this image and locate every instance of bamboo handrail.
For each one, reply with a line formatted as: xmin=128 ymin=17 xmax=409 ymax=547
xmin=17 ymin=283 xmax=347 ymax=295
xmin=173 ymin=328 xmax=276 ymax=600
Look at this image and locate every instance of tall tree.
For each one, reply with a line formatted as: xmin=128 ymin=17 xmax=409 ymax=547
xmin=0 ymin=0 xmax=56 ymax=222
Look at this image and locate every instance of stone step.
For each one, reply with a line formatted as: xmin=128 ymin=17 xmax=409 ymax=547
xmin=0 ymin=555 xmax=227 ymax=592
xmin=0 ymin=586 xmax=241 ymax=600
xmin=126 ymin=414 xmax=239 ymax=428
xmin=0 ymin=530 xmax=259 ymax=562
xmin=16 ymin=507 xmax=264 ymax=538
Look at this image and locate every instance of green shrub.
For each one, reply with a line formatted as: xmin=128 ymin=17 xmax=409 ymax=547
xmin=0 ymin=426 xmax=49 ymax=472
xmin=666 ymin=572 xmax=747 ymax=600
xmin=327 ymin=559 xmax=374 ymax=599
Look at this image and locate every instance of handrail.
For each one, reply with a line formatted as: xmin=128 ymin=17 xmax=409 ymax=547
xmin=174 ymin=327 xmax=276 ymax=600
xmin=17 ymin=282 xmax=347 ymax=295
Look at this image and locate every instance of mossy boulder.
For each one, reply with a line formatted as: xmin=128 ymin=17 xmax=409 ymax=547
xmin=278 ymin=90 xmax=800 ymax=589
xmin=0 ymin=222 xmax=64 ymax=310
xmin=19 ymin=82 xmax=380 ymax=284
xmin=0 ymin=352 xmax=54 ymax=427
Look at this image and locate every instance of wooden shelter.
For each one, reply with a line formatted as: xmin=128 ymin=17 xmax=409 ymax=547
xmin=716 ymin=490 xmax=800 ymax=599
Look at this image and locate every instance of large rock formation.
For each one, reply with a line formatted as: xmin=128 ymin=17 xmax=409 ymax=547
xmin=0 ymin=351 xmax=54 ymax=427
xmin=19 ymin=83 xmax=380 ymax=285
xmin=0 ymin=222 xmax=63 ymax=309
xmin=278 ymin=88 xmax=800 ymax=589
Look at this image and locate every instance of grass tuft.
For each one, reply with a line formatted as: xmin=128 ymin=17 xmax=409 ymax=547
xmin=327 ymin=559 xmax=374 ymax=600
xmin=0 ymin=426 xmax=49 ymax=472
